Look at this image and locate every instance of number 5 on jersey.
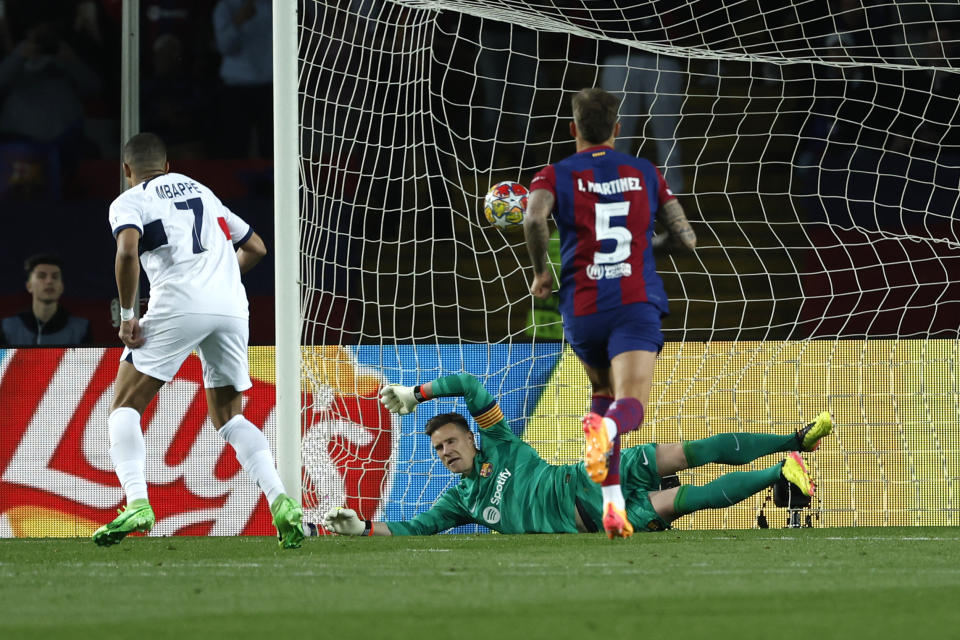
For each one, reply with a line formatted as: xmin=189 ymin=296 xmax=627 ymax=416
xmin=594 ymin=201 xmax=632 ymax=264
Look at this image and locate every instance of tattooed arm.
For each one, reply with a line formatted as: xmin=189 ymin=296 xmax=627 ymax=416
xmin=652 ymin=199 xmax=697 ymax=252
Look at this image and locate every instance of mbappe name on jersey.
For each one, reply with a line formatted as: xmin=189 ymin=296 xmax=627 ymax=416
xmin=155 ymin=181 xmax=202 ymax=200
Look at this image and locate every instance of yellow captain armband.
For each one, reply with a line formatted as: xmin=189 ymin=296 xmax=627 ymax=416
xmin=473 ymin=402 xmax=504 ymax=429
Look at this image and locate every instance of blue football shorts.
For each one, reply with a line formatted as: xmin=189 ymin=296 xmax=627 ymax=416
xmin=563 ymin=302 xmax=664 ymax=370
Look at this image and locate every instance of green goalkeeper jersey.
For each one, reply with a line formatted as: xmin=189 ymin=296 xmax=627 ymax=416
xmin=386 ymin=374 xmax=602 ymax=535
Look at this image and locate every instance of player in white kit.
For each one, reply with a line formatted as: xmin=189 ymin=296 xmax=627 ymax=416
xmin=93 ymin=133 xmax=304 ymax=549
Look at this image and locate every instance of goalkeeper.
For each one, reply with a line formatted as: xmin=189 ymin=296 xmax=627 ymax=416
xmin=320 ymin=374 xmax=832 ymax=538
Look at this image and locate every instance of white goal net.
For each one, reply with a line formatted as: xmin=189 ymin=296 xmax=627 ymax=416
xmin=293 ymin=0 xmax=960 ymax=530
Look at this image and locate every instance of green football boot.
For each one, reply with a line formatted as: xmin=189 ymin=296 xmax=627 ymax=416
xmin=781 ymin=452 xmax=816 ymax=496
xmin=270 ymin=494 xmax=304 ymax=550
xmin=796 ymin=411 xmax=833 ymax=452
xmin=92 ymin=499 xmax=155 ymax=547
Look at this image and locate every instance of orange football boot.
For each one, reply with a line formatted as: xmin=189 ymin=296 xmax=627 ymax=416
xmin=582 ymin=412 xmax=613 ymax=483
xmin=602 ymin=502 xmax=634 ymax=539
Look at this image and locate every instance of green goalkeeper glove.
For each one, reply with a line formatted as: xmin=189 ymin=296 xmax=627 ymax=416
xmin=322 ymin=507 xmax=366 ymax=536
xmin=379 ymin=384 xmax=418 ymax=415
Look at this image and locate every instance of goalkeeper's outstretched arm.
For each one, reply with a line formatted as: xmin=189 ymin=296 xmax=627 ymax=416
xmin=322 ymin=507 xmax=392 ymax=536
xmin=322 ymin=488 xmax=471 ymax=536
xmin=379 ymin=373 xmax=495 ymax=418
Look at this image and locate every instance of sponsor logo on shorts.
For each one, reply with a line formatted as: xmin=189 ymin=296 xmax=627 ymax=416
xmin=480 ymin=462 xmax=493 ymax=478
xmin=482 ymin=506 xmax=501 ymax=524
xmin=586 ymin=263 xmax=632 ymax=280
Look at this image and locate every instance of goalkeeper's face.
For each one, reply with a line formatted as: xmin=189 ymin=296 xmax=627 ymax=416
xmin=431 ymin=423 xmax=477 ymax=475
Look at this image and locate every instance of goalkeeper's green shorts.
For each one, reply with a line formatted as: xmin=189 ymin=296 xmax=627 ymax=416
xmin=621 ymin=443 xmax=672 ymax=532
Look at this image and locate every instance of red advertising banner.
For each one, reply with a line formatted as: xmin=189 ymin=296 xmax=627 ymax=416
xmin=0 ymin=347 xmax=395 ymax=538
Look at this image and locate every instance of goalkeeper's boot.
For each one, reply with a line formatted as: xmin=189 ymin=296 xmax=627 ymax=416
xmin=582 ymin=412 xmax=613 ymax=484
xmin=781 ymin=452 xmax=816 ymax=497
xmin=92 ymin=498 xmax=154 ymax=547
xmin=601 ymin=502 xmax=634 ymax=540
xmin=271 ymin=494 xmax=305 ymax=550
xmin=796 ymin=411 xmax=833 ymax=452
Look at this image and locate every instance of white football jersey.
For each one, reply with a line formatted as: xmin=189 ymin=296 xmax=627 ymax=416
xmin=108 ymin=172 xmax=252 ymax=318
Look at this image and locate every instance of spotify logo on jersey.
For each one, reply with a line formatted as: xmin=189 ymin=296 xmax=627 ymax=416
xmin=482 ymin=506 xmax=501 ymax=524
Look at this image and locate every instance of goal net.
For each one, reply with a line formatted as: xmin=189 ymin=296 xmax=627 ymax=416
xmin=292 ymin=0 xmax=960 ymax=530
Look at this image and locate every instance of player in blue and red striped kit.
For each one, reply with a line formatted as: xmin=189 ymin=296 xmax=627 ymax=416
xmin=525 ymin=88 xmax=696 ymax=538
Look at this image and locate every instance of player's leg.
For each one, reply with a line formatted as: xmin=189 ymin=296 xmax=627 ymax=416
xmin=609 ymin=348 xmax=656 ymax=432
xmin=95 ymin=315 xmax=207 ymax=546
xmin=565 ymin=309 xmax=637 ymax=537
xmin=674 ymin=412 xmax=834 ymax=471
xmin=648 ymin=53 xmax=685 ymax=192
xmin=200 ymin=317 xmax=303 ymax=548
xmin=606 ymin=302 xmax=664 ymax=440
xmin=649 ymin=453 xmax=815 ymax=523
xmin=93 ymin=357 xmax=166 ymax=546
xmin=599 ymin=51 xmax=640 ymax=156
xmin=583 ymin=356 xmax=654 ymax=538
xmin=565 ymin=313 xmax=615 ymax=482
xmin=579 ymin=360 xmax=617 ymax=482
xmin=650 ymin=442 xmax=689 ymax=477
xmin=595 ymin=305 xmax=663 ymax=536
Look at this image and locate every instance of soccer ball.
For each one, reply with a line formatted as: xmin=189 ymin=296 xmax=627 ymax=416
xmin=483 ymin=181 xmax=528 ymax=230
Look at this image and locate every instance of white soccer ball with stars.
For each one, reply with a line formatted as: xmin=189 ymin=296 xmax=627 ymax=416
xmin=483 ymin=181 xmax=528 ymax=230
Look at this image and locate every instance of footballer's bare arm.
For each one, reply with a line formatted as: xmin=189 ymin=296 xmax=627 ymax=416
xmin=653 ymin=199 xmax=696 ymax=252
xmin=524 ymin=189 xmax=556 ymax=299
xmin=115 ymin=227 xmax=141 ymax=308
xmin=115 ymin=227 xmax=146 ymax=348
xmin=236 ymin=231 xmax=267 ymax=274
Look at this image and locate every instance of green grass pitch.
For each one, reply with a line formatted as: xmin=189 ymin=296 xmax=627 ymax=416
xmin=2 ymin=528 xmax=959 ymax=639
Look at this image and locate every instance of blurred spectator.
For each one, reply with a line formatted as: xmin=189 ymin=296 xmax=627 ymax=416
xmin=593 ymin=1 xmax=688 ymax=191
xmin=0 ymin=0 xmax=13 ymax=55
xmin=0 ymin=16 xmax=102 ymax=194
xmin=139 ymin=0 xmax=219 ymax=81
xmin=0 ymin=253 xmax=91 ymax=346
xmin=0 ymin=19 xmax=101 ymax=144
xmin=212 ymin=0 xmax=272 ymax=157
xmin=891 ymin=25 xmax=960 ymax=157
xmin=69 ymin=1 xmax=121 ymax=159
xmin=474 ymin=20 xmax=538 ymax=165
xmin=142 ymin=32 xmax=210 ymax=157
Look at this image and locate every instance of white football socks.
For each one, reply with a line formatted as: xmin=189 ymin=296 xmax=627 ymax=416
xmin=219 ymin=415 xmax=286 ymax=506
xmin=601 ymin=484 xmax=626 ymax=512
xmin=604 ymin=417 xmax=618 ymax=441
xmin=108 ymin=407 xmax=148 ymax=504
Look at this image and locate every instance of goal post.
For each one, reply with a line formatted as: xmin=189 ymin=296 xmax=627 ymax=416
xmin=273 ymin=0 xmax=301 ymax=503
xmin=286 ymin=0 xmax=960 ymax=529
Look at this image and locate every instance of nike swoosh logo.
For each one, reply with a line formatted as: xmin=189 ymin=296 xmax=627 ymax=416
xmin=641 ymin=447 xmax=649 ymax=465
xmin=733 ymin=434 xmax=740 ymax=451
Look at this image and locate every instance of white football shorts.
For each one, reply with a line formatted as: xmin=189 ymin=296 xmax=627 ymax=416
xmin=120 ymin=313 xmax=252 ymax=391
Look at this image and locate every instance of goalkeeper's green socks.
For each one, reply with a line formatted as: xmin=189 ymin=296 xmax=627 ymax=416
xmin=682 ymin=432 xmax=798 ymax=467
xmin=673 ymin=463 xmax=782 ymax=515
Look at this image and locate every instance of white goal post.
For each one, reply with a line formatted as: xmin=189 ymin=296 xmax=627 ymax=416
xmin=273 ymin=0 xmax=301 ymax=503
